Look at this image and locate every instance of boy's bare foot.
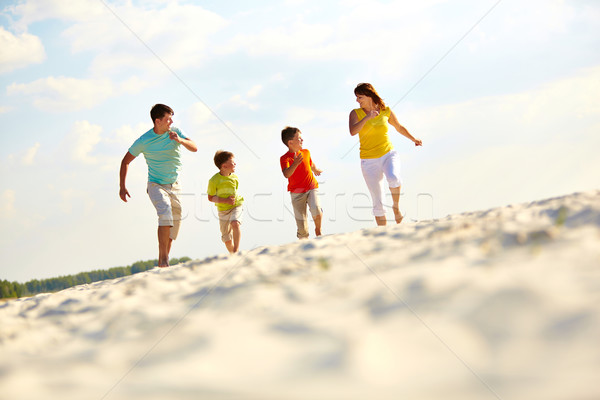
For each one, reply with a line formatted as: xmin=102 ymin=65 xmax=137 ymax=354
xmin=314 ymin=214 xmax=323 ymax=237
xmin=393 ymin=206 xmax=403 ymax=224
xmin=375 ymin=216 xmax=386 ymax=226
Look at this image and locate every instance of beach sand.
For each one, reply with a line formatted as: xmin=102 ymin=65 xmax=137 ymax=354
xmin=1 ymin=190 xmax=599 ymax=400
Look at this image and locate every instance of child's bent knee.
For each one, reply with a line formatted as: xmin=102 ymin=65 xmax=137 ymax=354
xmin=310 ymin=208 xmax=323 ymax=218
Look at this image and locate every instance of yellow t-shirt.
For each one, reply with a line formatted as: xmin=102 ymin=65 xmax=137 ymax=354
xmin=355 ymin=107 xmax=393 ymax=159
xmin=207 ymin=172 xmax=244 ymax=212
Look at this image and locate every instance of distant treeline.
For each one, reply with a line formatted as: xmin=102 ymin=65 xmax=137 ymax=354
xmin=0 ymin=257 xmax=191 ymax=299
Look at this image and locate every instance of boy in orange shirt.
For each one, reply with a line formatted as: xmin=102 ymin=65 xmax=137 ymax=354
xmin=280 ymin=126 xmax=323 ymax=239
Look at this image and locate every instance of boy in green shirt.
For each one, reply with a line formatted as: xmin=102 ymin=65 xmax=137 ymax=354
xmin=207 ymin=150 xmax=244 ymax=254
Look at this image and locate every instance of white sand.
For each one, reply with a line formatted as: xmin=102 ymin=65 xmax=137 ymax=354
xmin=1 ymin=190 xmax=599 ymax=400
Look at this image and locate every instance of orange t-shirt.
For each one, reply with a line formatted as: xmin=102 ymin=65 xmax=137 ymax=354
xmin=280 ymin=148 xmax=318 ymax=193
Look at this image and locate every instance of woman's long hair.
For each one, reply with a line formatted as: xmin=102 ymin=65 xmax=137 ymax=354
xmin=354 ymin=83 xmax=386 ymax=110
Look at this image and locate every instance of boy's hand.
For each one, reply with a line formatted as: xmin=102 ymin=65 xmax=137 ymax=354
xmin=292 ymin=152 xmax=303 ymax=166
xmin=313 ymin=168 xmax=322 ymax=176
xmin=226 ymin=195 xmax=236 ymax=205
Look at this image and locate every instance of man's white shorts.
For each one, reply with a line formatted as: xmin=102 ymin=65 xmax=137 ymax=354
xmin=147 ymin=181 xmax=182 ymax=240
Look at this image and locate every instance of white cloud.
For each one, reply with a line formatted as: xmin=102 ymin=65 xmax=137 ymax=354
xmin=228 ymin=94 xmax=259 ymax=111
xmin=219 ymin=85 xmax=265 ymax=112
xmin=225 ymin=22 xmax=334 ymax=58
xmin=109 ymin=122 xmax=149 ymax=146
xmin=0 ymin=106 xmax=12 ymax=113
xmin=0 ymin=26 xmax=45 ymax=74
xmin=186 ymin=102 xmax=215 ymax=126
xmin=66 ymin=120 xmax=102 ymax=164
xmin=178 ymin=102 xmax=236 ymax=150
xmin=61 ymin=2 xmax=227 ymax=77
xmin=282 ymin=107 xmax=347 ymax=129
xmin=5 ymin=0 xmax=105 ymax=30
xmin=119 ymin=76 xmax=151 ymax=94
xmin=282 ymin=106 xmax=321 ymax=127
xmin=213 ymin=2 xmax=439 ymax=81
xmin=21 ymin=142 xmax=40 ymax=165
xmin=4 ymin=1 xmax=227 ymax=81
xmin=0 ymin=189 xmax=16 ymax=218
xmin=247 ymin=85 xmax=262 ymax=98
xmin=6 ymin=76 xmax=114 ymax=111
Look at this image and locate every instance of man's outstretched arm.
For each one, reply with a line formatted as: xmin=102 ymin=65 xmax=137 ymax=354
xmin=119 ymin=152 xmax=136 ymax=202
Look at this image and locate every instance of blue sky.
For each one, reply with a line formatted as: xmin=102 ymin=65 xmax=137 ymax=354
xmin=1 ymin=0 xmax=599 ymax=282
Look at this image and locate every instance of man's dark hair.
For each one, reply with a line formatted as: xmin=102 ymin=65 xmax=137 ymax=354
xmin=281 ymin=126 xmax=300 ymax=146
xmin=214 ymin=150 xmax=234 ymax=169
xmin=150 ymin=104 xmax=174 ymax=123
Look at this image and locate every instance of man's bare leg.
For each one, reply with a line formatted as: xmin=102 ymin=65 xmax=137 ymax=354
xmin=375 ymin=216 xmax=387 ymax=226
xmin=390 ymin=186 xmax=403 ymax=224
xmin=158 ymin=226 xmax=172 ymax=267
xmin=314 ymin=214 xmax=322 ymax=236
xmin=224 ymin=240 xmax=235 ymax=254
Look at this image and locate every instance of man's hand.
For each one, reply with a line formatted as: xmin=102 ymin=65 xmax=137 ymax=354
xmin=168 ymin=130 xmax=182 ymax=143
xmin=313 ymin=167 xmax=322 ymax=176
xmin=169 ymin=130 xmax=198 ymax=152
xmin=414 ymin=139 xmax=423 ymax=146
xmin=120 ymin=187 xmax=131 ymax=202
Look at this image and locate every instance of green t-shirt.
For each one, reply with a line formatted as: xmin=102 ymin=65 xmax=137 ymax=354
xmin=128 ymin=127 xmax=188 ymax=184
xmin=207 ymin=172 xmax=244 ymax=211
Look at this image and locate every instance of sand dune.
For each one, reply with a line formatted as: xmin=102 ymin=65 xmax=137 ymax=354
xmin=1 ymin=190 xmax=599 ymax=400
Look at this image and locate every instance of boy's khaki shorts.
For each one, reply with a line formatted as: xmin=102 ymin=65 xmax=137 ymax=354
xmin=147 ymin=181 xmax=182 ymax=240
xmin=290 ymin=189 xmax=322 ymax=239
xmin=218 ymin=205 xmax=243 ymax=243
